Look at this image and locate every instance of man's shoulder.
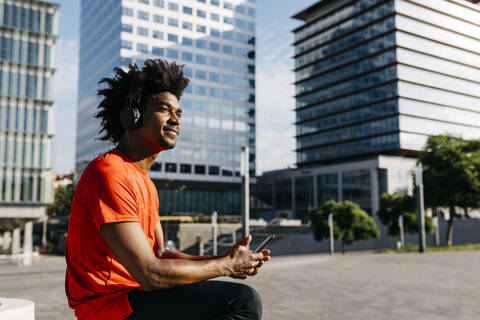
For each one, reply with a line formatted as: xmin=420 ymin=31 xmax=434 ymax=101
xmin=80 ymin=149 xmax=129 ymax=184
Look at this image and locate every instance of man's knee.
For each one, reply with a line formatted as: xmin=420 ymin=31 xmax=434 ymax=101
xmin=232 ymin=284 xmax=262 ymax=320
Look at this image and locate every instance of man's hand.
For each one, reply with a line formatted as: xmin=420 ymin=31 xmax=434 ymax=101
xmin=226 ymin=235 xmax=271 ymax=279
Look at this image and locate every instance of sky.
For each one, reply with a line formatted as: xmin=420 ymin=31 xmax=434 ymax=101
xmin=51 ymin=0 xmax=315 ymax=175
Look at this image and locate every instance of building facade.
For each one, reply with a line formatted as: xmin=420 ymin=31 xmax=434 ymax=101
xmin=0 ymin=0 xmax=58 ymax=259
xmin=254 ymin=0 xmax=480 ymax=220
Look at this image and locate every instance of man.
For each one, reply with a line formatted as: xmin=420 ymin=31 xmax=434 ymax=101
xmin=65 ymin=59 xmax=270 ymax=320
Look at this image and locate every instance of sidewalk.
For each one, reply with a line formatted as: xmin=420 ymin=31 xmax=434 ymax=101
xmin=0 ymin=251 xmax=479 ymax=320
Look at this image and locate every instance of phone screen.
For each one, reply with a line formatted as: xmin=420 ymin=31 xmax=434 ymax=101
xmin=253 ymin=235 xmax=275 ymax=253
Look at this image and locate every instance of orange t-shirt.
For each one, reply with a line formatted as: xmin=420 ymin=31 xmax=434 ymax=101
xmin=65 ymin=148 xmax=160 ymax=320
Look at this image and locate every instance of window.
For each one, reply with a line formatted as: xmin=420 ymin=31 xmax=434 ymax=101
xmin=235 ymin=33 xmax=247 ymax=43
xmin=168 ymin=34 xmax=178 ymax=43
xmin=195 ymin=69 xmax=207 ymax=80
xmin=182 ymin=51 xmax=193 ymax=61
xmin=154 ymin=0 xmax=164 ymax=7
xmin=209 ymin=42 xmax=220 ymax=52
xmin=168 ymin=2 xmax=179 ymax=11
xmin=222 ymin=169 xmax=233 ymax=176
xmin=248 ymin=8 xmax=255 ymax=17
xmin=196 ymin=54 xmax=207 ymax=64
xmin=195 ymin=165 xmax=206 ymax=174
xmin=197 ymin=25 xmax=206 ymax=33
xmin=165 ymin=163 xmax=177 ymax=172
xmin=138 ymin=0 xmax=149 ymax=4
xmin=235 ymin=5 xmax=245 ymax=14
xmin=153 ymin=30 xmax=163 ymax=39
xmin=183 ymin=21 xmax=192 ymax=30
xmin=151 ymin=162 xmax=162 ymax=171
xmin=195 ymin=85 xmax=207 ymax=95
xmin=121 ymin=40 xmax=133 ymax=49
xmin=210 ymin=13 xmax=219 ymax=21
xmin=222 ymin=45 xmax=233 ymax=55
xmin=197 ymin=0 xmax=206 ymax=3
xmin=137 ymin=43 xmax=149 ymax=53
xmin=235 ymin=19 xmax=246 ymax=29
xmin=183 ymin=6 xmax=192 ymax=14
xmin=209 ymin=72 xmax=220 ymax=82
xmin=183 ymin=67 xmax=193 ymax=77
xmin=197 ymin=9 xmax=206 ymax=18
xmin=168 ymin=18 xmax=178 ymax=27
xmin=153 ymin=14 xmax=164 ymax=23
xmin=211 ymin=0 xmax=219 ymax=6
xmin=182 ymin=37 xmax=193 ymax=46
xmin=248 ymin=22 xmax=255 ymax=31
xmin=210 ymin=28 xmax=220 ymax=37
xmin=138 ymin=10 xmax=149 ymax=20
xmin=209 ymin=57 xmax=220 ymax=67
xmin=224 ymin=2 xmax=233 ymax=10
xmin=209 ymin=166 xmax=219 ymax=175
xmin=120 ymin=57 xmax=132 ymax=65
xmin=209 ymin=87 xmax=221 ymax=97
xmin=224 ymin=17 xmax=233 ymax=24
xmin=137 ymin=27 xmax=149 ymax=36
xmin=222 ymin=89 xmax=233 ymax=99
xmin=223 ymin=74 xmax=233 ymax=84
xmin=196 ymin=39 xmax=207 ymax=49
xmin=167 ymin=48 xmax=178 ymax=59
xmin=122 ymin=24 xmax=133 ymax=33
xmin=153 ymin=47 xmax=164 ymax=56
xmin=180 ymin=164 xmax=191 ymax=173
xmin=222 ymin=31 xmax=233 ymax=40
xmin=122 ymin=7 xmax=133 ymax=16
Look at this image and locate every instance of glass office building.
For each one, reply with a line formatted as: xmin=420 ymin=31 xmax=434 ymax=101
xmin=0 ymin=1 xmax=58 ymax=228
xmin=254 ymin=0 xmax=480 ymax=220
xmin=77 ymin=0 xmax=256 ymax=214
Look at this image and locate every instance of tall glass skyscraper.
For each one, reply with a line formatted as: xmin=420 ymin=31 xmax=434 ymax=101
xmin=0 ymin=1 xmax=58 ymax=225
xmin=293 ymin=0 xmax=480 ymax=167
xmin=77 ymin=0 xmax=256 ymax=214
xmin=254 ymin=0 xmax=480 ymax=220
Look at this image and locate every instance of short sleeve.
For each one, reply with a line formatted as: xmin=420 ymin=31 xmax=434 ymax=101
xmin=84 ymin=161 xmax=139 ymax=231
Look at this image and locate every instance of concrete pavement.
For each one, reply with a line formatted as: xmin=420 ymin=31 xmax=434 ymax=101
xmin=0 ymin=251 xmax=479 ymax=320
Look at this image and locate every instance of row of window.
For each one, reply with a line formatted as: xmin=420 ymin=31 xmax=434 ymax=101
xmin=166 ymin=146 xmax=245 ymax=163
xmin=0 ymin=105 xmax=49 ymax=134
xmin=131 ymin=0 xmax=255 ymax=13
xmin=122 ymin=7 xmax=255 ymax=32
xmin=0 ymin=136 xmax=48 ymax=169
xmin=0 ymin=36 xmax=53 ymax=68
xmin=184 ymin=84 xmax=255 ymax=103
xmin=120 ymin=51 xmax=255 ymax=74
xmin=121 ymin=30 xmax=254 ymax=59
xmin=294 ymin=0 xmax=385 ymax=43
xmin=181 ymin=115 xmax=249 ymax=132
xmin=0 ymin=170 xmax=47 ymax=203
xmin=0 ymin=70 xmax=52 ymax=101
xmin=296 ymin=100 xmax=397 ymax=136
xmin=181 ymin=99 xmax=253 ymax=117
xmin=180 ymin=130 xmax=250 ymax=146
xmin=0 ymin=4 xmax=56 ymax=35
xmin=297 ymin=116 xmax=399 ymax=149
xmin=297 ymin=133 xmax=399 ymax=164
xmin=151 ymin=162 xmax=240 ymax=176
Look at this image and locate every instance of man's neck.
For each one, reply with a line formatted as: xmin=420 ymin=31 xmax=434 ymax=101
xmin=116 ymin=137 xmax=160 ymax=173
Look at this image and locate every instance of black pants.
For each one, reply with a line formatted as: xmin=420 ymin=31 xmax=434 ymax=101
xmin=125 ymin=280 xmax=262 ymax=320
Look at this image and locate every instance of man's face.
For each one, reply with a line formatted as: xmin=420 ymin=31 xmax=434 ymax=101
xmin=137 ymin=92 xmax=182 ymax=151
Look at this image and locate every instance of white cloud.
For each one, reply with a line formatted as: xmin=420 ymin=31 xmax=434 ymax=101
xmin=51 ymin=39 xmax=79 ymax=174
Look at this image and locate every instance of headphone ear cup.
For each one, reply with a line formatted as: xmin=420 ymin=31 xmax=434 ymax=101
xmin=120 ymin=108 xmax=141 ymax=129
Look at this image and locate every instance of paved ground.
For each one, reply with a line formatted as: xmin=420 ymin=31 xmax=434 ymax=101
xmin=0 ymin=251 xmax=479 ymax=320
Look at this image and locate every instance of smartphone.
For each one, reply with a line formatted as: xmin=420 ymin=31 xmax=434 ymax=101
xmin=253 ymin=235 xmax=276 ymax=253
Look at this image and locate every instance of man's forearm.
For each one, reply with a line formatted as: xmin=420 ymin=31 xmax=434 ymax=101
xmin=160 ymin=249 xmax=222 ymax=261
xmin=142 ymin=255 xmax=231 ymax=291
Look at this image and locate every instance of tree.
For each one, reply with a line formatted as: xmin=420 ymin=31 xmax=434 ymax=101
xmin=47 ymin=185 xmax=75 ymax=217
xmin=418 ymin=135 xmax=480 ymax=246
xmin=310 ymin=200 xmax=380 ymax=254
xmin=377 ymin=193 xmax=434 ymax=238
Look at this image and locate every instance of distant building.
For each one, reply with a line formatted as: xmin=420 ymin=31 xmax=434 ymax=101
xmin=0 ymin=0 xmax=58 ymax=258
xmin=76 ymin=0 xmax=256 ymax=215
xmin=52 ymin=170 xmax=75 ymax=189
xmin=253 ymin=0 xmax=480 ymax=221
